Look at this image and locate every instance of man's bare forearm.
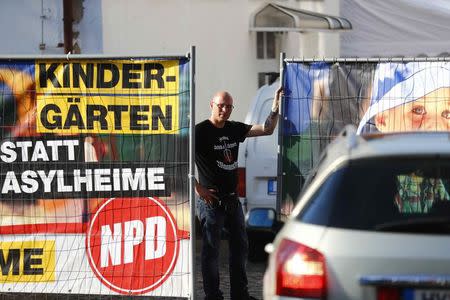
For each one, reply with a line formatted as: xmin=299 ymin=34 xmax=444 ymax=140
xmin=262 ymin=86 xmax=282 ymax=134
xmin=263 ymin=110 xmax=279 ymax=134
xmin=245 ymin=87 xmax=282 ymax=137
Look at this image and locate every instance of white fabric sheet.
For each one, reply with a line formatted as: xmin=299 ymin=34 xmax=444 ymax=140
xmin=340 ymin=0 xmax=450 ymax=57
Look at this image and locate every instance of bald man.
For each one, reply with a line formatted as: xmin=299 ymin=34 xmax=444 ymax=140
xmin=195 ymin=88 xmax=282 ymax=300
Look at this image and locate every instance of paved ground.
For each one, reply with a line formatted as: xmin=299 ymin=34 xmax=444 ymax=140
xmin=0 ymin=238 xmax=267 ymax=300
xmin=194 ymin=238 xmax=267 ymax=300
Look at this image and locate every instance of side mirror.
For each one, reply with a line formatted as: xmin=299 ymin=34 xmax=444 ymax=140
xmin=246 ymin=207 xmax=276 ymax=229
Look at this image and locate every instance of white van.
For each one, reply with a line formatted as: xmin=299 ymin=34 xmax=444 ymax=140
xmin=238 ymin=79 xmax=280 ymax=260
xmin=237 ymin=80 xmax=279 ymax=214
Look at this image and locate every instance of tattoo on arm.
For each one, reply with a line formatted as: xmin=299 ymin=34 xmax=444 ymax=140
xmin=263 ymin=111 xmax=279 ymax=134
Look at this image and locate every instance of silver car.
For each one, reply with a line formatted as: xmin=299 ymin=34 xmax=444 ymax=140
xmin=262 ymin=126 xmax=450 ymax=300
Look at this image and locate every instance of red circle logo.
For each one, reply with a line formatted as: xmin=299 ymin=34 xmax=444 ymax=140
xmin=86 ymin=197 xmax=179 ymax=295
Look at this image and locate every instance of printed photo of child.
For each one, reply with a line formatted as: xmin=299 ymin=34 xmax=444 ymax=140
xmin=357 ymin=62 xmax=450 ymax=134
xmin=357 ymin=62 xmax=450 ymax=213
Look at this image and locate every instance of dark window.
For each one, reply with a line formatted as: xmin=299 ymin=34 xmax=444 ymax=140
xmin=297 ymin=157 xmax=450 ymax=234
xmin=258 ymin=72 xmax=280 ymax=88
xmin=257 ymin=32 xmax=264 ymax=59
xmin=258 ymin=72 xmax=266 ymax=88
xmin=256 ymin=32 xmax=276 ymax=59
xmin=266 ymin=32 xmax=275 ymax=58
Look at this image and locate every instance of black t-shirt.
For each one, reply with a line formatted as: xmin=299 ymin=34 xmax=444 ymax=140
xmin=195 ymin=120 xmax=252 ymax=193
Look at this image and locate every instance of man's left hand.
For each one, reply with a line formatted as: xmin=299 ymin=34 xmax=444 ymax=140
xmin=271 ymin=87 xmax=283 ymax=113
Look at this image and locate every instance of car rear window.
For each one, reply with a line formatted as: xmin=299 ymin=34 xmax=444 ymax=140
xmin=297 ymin=157 xmax=450 ymax=234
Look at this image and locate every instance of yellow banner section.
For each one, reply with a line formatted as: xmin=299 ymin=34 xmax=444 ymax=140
xmin=36 ymin=95 xmax=179 ymax=134
xmin=0 ymin=240 xmax=55 ymax=282
xmin=35 ymin=60 xmax=179 ymax=94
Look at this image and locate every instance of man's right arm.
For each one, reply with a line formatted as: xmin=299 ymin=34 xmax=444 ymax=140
xmin=195 ymin=124 xmax=217 ymax=205
xmin=245 ymin=87 xmax=283 ymax=137
xmin=195 ymin=179 xmax=218 ymax=205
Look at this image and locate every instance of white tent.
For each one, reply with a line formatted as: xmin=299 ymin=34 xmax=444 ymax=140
xmin=340 ymin=0 xmax=450 ymax=57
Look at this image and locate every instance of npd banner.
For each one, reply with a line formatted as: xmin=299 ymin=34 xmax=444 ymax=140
xmin=0 ymin=57 xmax=191 ymax=297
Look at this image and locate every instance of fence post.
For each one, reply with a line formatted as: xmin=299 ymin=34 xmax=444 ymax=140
xmin=189 ymin=45 xmax=197 ymax=300
xmin=276 ymin=52 xmax=286 ymax=219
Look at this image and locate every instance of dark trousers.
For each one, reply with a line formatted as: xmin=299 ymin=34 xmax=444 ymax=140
xmin=196 ymin=195 xmax=249 ymax=300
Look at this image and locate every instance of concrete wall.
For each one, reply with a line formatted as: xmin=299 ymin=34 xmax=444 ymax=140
xmin=99 ymin=0 xmax=342 ymax=122
xmin=0 ymin=0 xmax=64 ymax=54
xmin=0 ymin=0 xmax=343 ymax=123
xmin=0 ymin=0 xmax=102 ymax=55
xmin=100 ymin=0 xmax=256 ymax=122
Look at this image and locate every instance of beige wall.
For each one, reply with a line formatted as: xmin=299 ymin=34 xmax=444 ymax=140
xmin=0 ymin=0 xmax=343 ymax=123
xmin=100 ymin=0 xmax=342 ymax=123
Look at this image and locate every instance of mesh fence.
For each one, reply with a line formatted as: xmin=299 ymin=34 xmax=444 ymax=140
xmin=0 ymin=57 xmax=191 ymax=298
xmin=280 ymin=60 xmax=450 ymax=215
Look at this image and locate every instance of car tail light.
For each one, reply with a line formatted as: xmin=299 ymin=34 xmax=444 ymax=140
xmin=377 ymin=287 xmax=400 ymax=300
xmin=237 ymin=167 xmax=246 ymax=197
xmin=275 ymin=239 xmax=326 ymax=298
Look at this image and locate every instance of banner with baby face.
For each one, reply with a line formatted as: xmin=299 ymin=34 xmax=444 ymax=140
xmin=280 ymin=60 xmax=450 ymax=215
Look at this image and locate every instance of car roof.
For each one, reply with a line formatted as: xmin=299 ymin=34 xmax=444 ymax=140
xmin=315 ymin=125 xmax=450 ymax=174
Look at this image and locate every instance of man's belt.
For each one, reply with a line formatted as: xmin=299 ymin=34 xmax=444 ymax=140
xmin=216 ymin=192 xmax=236 ymax=197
